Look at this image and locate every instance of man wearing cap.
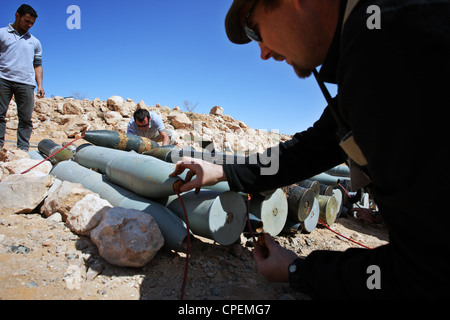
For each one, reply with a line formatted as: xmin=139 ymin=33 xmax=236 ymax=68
xmin=171 ymin=0 xmax=450 ymax=299
xmin=0 ymin=4 xmax=44 ymax=151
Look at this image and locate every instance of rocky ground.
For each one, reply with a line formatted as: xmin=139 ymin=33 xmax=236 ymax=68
xmin=0 ymin=196 xmax=388 ymax=300
xmin=0 ymin=96 xmax=389 ymax=301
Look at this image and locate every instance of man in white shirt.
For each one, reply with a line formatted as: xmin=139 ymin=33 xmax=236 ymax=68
xmin=127 ymin=109 xmax=177 ymax=146
xmin=0 ymin=4 xmax=44 ymax=151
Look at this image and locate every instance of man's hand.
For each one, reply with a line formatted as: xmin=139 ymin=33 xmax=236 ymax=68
xmin=34 ymin=65 xmax=44 ymax=98
xmin=170 ymin=157 xmax=227 ymax=194
xmin=37 ymin=86 xmax=45 ymax=98
xmin=254 ymin=233 xmax=298 ymax=283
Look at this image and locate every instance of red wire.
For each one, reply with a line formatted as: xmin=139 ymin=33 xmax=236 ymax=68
xmin=318 ymin=218 xmax=372 ymax=250
xmin=20 ymin=136 xmax=84 ymax=175
xmin=175 ymin=189 xmax=190 ymax=300
xmin=338 ymin=183 xmax=379 ymax=225
xmin=330 ymin=183 xmax=374 ymax=249
xmin=337 ymin=182 xmax=353 ymax=199
xmin=176 ymin=192 xmax=254 ymax=300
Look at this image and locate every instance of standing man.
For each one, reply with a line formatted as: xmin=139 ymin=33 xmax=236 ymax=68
xmin=0 ymin=4 xmax=44 ymax=151
xmin=171 ymin=0 xmax=450 ymax=299
xmin=127 ymin=109 xmax=177 ymax=146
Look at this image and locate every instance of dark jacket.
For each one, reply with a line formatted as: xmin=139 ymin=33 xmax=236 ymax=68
xmin=223 ymin=0 xmax=450 ymax=299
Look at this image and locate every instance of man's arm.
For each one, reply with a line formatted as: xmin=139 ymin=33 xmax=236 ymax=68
xmin=170 ymin=156 xmax=227 ymax=194
xmin=34 ymin=39 xmax=44 ymax=98
xmin=171 ymin=105 xmax=346 ymax=194
xmin=34 ymin=65 xmax=44 ymax=98
xmin=159 ymin=130 xmax=170 ymax=146
xmin=223 ymin=106 xmax=346 ymax=194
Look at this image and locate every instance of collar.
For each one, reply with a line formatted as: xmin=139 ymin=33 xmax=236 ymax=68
xmin=7 ymin=23 xmax=29 ymax=37
xmin=319 ymin=0 xmax=348 ymax=84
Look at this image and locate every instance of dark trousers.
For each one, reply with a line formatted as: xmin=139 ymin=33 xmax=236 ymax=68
xmin=0 ymin=78 xmax=35 ymax=151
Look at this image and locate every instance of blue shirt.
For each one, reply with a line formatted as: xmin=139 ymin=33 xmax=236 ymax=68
xmin=127 ymin=111 xmax=166 ymax=139
xmin=0 ymin=24 xmax=42 ymax=86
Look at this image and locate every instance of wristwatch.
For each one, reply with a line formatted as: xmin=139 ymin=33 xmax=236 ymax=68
xmin=288 ymin=258 xmax=305 ymax=291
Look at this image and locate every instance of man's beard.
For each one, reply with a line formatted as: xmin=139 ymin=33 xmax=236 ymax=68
xmin=270 ymin=53 xmax=313 ymax=79
xmin=292 ymin=63 xmax=313 ymax=79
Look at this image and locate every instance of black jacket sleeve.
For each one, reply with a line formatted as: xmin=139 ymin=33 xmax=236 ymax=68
xmin=223 ymin=105 xmax=347 ymax=194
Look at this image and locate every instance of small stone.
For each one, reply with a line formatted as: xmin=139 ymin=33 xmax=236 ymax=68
xmin=26 ymin=281 xmax=39 ymax=288
xmin=47 ymin=212 xmax=62 ymax=223
xmin=8 ymin=244 xmax=31 ymax=255
xmin=42 ymin=238 xmax=53 ymax=247
xmin=86 ymin=261 xmax=104 ymax=281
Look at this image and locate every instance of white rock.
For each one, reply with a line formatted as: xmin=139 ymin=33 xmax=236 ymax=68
xmin=90 ymin=207 xmax=164 ymax=268
xmin=63 ymin=100 xmax=84 ymax=115
xmin=103 ymin=111 xmax=123 ymax=125
xmin=66 ymin=194 xmax=112 ymax=236
xmin=41 ymin=181 xmax=97 ymax=221
xmin=210 ymin=106 xmax=224 ymax=115
xmin=167 ymin=111 xmax=192 ymax=130
xmin=0 ymin=174 xmax=55 ymax=215
xmin=0 ymin=158 xmax=52 ymax=177
xmin=107 ymin=96 xmax=124 ymax=109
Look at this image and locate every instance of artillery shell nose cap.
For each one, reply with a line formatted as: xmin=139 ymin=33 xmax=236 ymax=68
xmin=225 ymin=0 xmax=252 ymax=44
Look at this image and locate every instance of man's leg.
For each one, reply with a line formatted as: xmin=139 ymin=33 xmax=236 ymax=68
xmin=14 ymin=82 xmax=35 ymax=151
xmin=0 ymin=78 xmax=14 ymax=149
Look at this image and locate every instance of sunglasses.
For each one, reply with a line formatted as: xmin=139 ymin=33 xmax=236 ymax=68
xmin=244 ymin=1 xmax=263 ymax=43
xmin=137 ymin=117 xmax=150 ymax=128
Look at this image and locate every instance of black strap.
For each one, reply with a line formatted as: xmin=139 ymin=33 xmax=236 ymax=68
xmin=312 ymin=69 xmax=350 ymax=136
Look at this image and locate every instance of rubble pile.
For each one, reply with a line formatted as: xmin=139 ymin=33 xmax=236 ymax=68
xmin=5 ymin=95 xmax=291 ymax=154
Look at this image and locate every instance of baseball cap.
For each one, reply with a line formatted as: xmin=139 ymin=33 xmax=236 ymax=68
xmin=225 ymin=0 xmax=252 ymax=44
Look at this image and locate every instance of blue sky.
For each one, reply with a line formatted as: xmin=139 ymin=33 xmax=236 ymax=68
xmin=2 ymin=0 xmax=337 ymax=136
